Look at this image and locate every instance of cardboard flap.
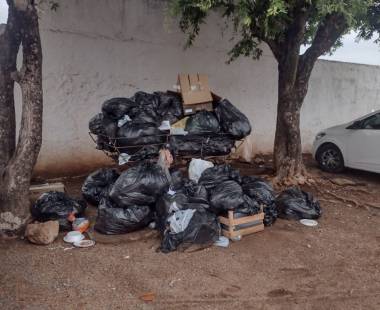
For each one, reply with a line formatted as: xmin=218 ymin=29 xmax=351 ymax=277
xmin=178 ymin=73 xmax=213 ymax=105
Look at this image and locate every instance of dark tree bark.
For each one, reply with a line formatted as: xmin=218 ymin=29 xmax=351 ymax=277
xmin=0 ymin=0 xmax=43 ymax=235
xmin=270 ymin=13 xmax=348 ymax=185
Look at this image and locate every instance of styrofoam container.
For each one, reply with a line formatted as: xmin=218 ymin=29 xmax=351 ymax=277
xmin=63 ymin=231 xmax=85 ymax=243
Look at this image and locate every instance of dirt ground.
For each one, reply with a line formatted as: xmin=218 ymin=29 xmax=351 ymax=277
xmin=1 ymin=157 xmax=380 ymax=310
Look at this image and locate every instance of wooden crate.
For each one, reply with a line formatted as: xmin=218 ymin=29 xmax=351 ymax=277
xmin=219 ymin=210 xmax=264 ymax=239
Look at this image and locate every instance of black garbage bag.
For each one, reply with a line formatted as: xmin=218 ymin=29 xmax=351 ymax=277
xmin=276 ymin=187 xmax=321 ymax=220
xmin=215 ymin=99 xmax=251 ymax=139
xmin=102 ymin=97 xmax=136 ymax=120
xmin=185 ymin=111 xmax=220 ymax=133
xmin=241 ymin=176 xmax=275 ymax=206
xmin=94 ymin=197 xmax=153 ymax=235
xmin=89 ymin=113 xmax=105 ymax=135
xmin=31 ymin=191 xmax=86 ymax=231
xmin=160 ymin=208 xmax=220 ymax=253
xmin=110 ymin=163 xmax=170 ymax=207
xmin=132 ymin=107 xmax=160 ymax=124
xmin=89 ymin=113 xmax=117 ymax=138
xmin=234 ymin=195 xmax=261 ymax=218
xmin=129 ymin=145 xmax=161 ymax=161
xmin=180 ymin=180 xmax=209 ymax=204
xmin=133 ymin=91 xmax=160 ymax=109
xmin=262 ymin=204 xmax=278 ymax=226
xmin=170 ymin=169 xmax=185 ymax=191
xmin=170 ymin=135 xmax=235 ymax=157
xmin=241 ymin=176 xmax=277 ymax=226
xmin=155 ymin=91 xmax=183 ymax=124
xmin=130 ymin=91 xmax=161 ymax=123
xmin=96 ymin=135 xmax=116 ymax=152
xmin=81 ymin=168 xmax=120 ymax=206
xmin=209 ymin=180 xmax=245 ymax=214
xmin=116 ymin=122 xmax=166 ymax=151
xmin=198 ymin=164 xmax=241 ymax=190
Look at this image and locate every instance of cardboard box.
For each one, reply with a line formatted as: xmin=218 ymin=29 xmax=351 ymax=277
xmin=178 ymin=73 xmax=213 ymax=105
xmin=177 ymin=74 xmax=214 ymax=115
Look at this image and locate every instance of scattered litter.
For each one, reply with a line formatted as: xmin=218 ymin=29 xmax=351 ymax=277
xmin=117 ymin=114 xmax=131 ymax=127
xmin=158 ymin=120 xmax=171 ymax=131
xmin=167 ymin=189 xmax=176 ymax=196
xmin=139 ymin=292 xmax=156 ymax=302
xmin=300 ymin=219 xmax=318 ymax=227
xmin=157 ymin=148 xmax=173 ymax=181
xmin=169 ymin=278 xmax=181 ymax=287
xmin=118 ymin=153 xmax=131 ymax=165
xmin=63 ymin=231 xmax=85 ymax=243
xmin=71 ymin=217 xmax=90 ymax=233
xmin=330 ymin=178 xmax=358 ymax=186
xmin=214 ymin=236 xmax=229 ymax=248
xmin=73 ymin=239 xmax=96 ymax=248
xmin=63 ymin=246 xmax=75 ymax=251
xmin=231 ymin=235 xmax=242 ymax=242
xmin=170 ymin=128 xmax=188 ymax=135
xmin=148 ymin=222 xmax=156 ymax=229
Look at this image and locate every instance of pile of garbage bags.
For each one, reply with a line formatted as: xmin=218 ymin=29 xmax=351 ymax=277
xmin=88 ymin=91 xmax=251 ymax=161
xmin=30 ymin=160 xmax=321 ymax=253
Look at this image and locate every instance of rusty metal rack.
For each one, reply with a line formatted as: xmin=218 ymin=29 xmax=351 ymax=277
xmin=89 ymin=132 xmax=245 ymax=165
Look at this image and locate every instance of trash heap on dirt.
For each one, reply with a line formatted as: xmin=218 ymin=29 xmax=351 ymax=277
xmin=88 ymin=91 xmax=252 ymax=162
xmin=30 ymin=159 xmax=322 ymax=251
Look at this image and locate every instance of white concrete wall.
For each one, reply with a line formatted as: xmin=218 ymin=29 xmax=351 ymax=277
xmin=22 ymin=0 xmax=380 ymax=176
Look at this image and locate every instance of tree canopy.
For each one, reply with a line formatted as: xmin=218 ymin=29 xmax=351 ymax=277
xmin=170 ymin=0 xmax=378 ymax=63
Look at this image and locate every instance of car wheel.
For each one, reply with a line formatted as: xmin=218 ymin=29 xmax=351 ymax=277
xmin=316 ymin=143 xmax=344 ymax=173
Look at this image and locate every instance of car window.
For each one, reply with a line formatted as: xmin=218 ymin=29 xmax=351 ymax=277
xmin=362 ymin=113 xmax=380 ymax=130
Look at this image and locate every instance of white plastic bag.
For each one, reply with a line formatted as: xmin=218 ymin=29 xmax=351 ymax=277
xmin=118 ymin=153 xmax=131 ymax=165
xmin=188 ymin=158 xmax=214 ymax=183
xmin=117 ymin=115 xmax=131 ymax=127
xmin=168 ymin=209 xmax=196 ymax=234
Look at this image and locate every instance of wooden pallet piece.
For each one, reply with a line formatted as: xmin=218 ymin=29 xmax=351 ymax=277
xmin=219 ymin=210 xmax=264 ymax=239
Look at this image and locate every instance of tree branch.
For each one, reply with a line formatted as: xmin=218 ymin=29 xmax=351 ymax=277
xmin=278 ymin=4 xmax=310 ymax=90
xmin=294 ymin=13 xmax=348 ymax=105
xmin=265 ymin=39 xmax=281 ymax=61
xmin=302 ymin=13 xmax=348 ymax=66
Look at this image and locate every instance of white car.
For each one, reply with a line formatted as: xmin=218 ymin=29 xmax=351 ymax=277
xmin=312 ymin=110 xmax=380 ymax=173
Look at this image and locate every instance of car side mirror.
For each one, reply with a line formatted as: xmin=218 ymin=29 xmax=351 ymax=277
xmin=346 ymin=120 xmax=362 ymax=130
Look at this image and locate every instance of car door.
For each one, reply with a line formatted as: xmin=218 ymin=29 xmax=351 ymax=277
xmin=346 ymin=113 xmax=380 ymax=173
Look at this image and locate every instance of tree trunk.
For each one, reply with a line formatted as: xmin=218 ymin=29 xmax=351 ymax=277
xmin=273 ymin=64 xmax=307 ymax=185
xmin=0 ymin=0 xmax=43 ymax=235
